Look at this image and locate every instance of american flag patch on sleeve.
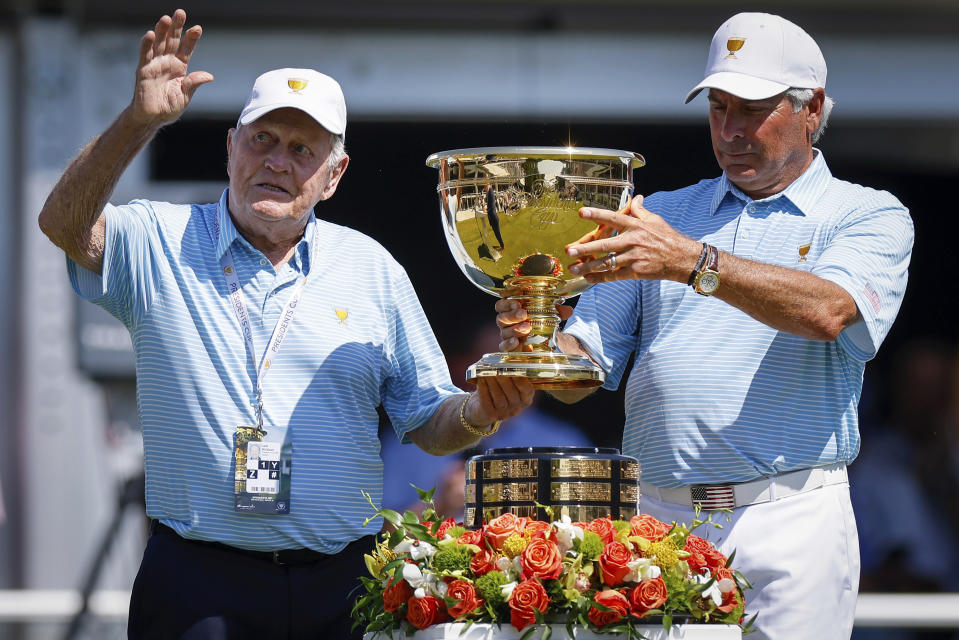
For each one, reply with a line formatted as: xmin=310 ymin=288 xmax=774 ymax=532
xmin=690 ymin=485 xmax=736 ymax=510
xmin=863 ymin=282 xmax=882 ymax=313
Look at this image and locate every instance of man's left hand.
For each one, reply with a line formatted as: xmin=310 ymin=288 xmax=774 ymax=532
xmin=469 ymin=377 xmax=535 ymax=425
xmin=567 ymin=195 xmax=702 ymax=284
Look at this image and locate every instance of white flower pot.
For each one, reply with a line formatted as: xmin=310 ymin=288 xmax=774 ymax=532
xmin=364 ymin=622 xmax=742 ymax=639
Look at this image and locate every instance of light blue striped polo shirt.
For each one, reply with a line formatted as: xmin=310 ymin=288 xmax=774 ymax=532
xmin=564 ymin=151 xmax=913 ymax=488
xmin=68 ymin=189 xmax=461 ymax=552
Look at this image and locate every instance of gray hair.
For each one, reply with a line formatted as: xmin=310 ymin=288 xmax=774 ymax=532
xmin=785 ymin=88 xmax=834 ymax=144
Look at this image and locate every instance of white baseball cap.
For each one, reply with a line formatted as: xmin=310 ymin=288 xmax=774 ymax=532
xmin=238 ymin=68 xmax=347 ymax=136
xmin=685 ymin=13 xmax=826 ymax=104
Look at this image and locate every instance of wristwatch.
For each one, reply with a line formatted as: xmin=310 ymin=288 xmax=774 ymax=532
xmin=692 ymin=244 xmax=720 ymax=296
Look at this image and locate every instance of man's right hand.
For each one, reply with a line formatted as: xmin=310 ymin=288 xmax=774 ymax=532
xmin=494 ymin=299 xmax=573 ymax=352
xmin=131 ymin=9 xmax=213 ymax=127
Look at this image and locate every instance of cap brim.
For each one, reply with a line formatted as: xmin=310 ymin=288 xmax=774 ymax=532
xmin=238 ymin=103 xmax=345 ymax=136
xmin=684 ymin=71 xmax=790 ymax=104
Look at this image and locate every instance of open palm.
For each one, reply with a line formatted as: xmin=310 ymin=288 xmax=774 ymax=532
xmin=132 ymin=10 xmax=212 ymax=125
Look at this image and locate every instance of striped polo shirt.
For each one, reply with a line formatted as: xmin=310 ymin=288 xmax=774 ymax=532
xmin=69 ymin=189 xmax=460 ymax=552
xmin=564 ymin=151 xmax=913 ymax=488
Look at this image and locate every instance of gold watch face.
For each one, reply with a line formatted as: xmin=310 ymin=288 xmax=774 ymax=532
xmin=696 ymin=271 xmax=720 ymax=295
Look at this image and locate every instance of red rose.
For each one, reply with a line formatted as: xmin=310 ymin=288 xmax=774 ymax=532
xmin=508 ymin=578 xmax=550 ymax=631
xmin=629 ymin=577 xmax=668 ymax=618
xmin=520 ymin=538 xmax=563 ymax=581
xmin=629 ymin=514 xmax=670 ymax=542
xmin=382 ymin=579 xmax=413 ymax=613
xmin=717 ymin=587 xmax=741 ymax=614
xmin=586 ymin=517 xmax=616 ymax=545
xmin=447 ymin=580 xmax=483 ymax=618
xmin=406 ymin=595 xmax=448 ymax=630
xmin=469 ymin=548 xmax=498 ymax=576
xmin=485 ymin=513 xmax=523 ymax=551
xmin=433 ymin=517 xmax=458 ymax=539
xmin=684 ymin=535 xmax=726 ymax=574
xmin=457 ymin=529 xmax=483 ymax=546
xmin=598 ymin=541 xmax=632 ymax=587
xmin=588 ymin=589 xmax=630 ymax=628
xmin=523 ymin=520 xmax=553 ymax=541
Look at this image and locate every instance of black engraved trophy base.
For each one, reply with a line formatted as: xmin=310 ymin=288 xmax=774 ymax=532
xmin=464 ymin=447 xmax=640 ymax=527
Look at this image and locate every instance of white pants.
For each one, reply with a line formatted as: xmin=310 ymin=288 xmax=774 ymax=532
xmin=641 ymin=482 xmax=860 ymax=640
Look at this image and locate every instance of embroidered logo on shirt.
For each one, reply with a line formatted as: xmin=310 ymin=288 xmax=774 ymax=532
xmin=863 ymin=282 xmax=882 ymax=313
xmin=798 ymin=243 xmax=811 ymax=262
xmin=334 ymin=308 xmax=349 ymax=325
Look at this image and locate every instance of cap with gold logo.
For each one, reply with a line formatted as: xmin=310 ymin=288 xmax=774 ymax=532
xmin=685 ymin=12 xmax=826 ymax=104
xmin=238 ymin=68 xmax=347 ymax=137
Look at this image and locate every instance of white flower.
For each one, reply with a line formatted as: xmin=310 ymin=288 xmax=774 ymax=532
xmin=402 ymin=563 xmax=448 ymax=599
xmin=695 ymin=572 xmax=723 ymax=606
xmin=624 ymin=557 xmax=662 ymax=583
xmin=394 ymin=538 xmax=436 ymax=561
xmin=500 ymin=581 xmax=518 ymax=599
xmin=551 ymin=514 xmax=584 ymax=554
xmin=717 ymin=577 xmax=736 ymax=594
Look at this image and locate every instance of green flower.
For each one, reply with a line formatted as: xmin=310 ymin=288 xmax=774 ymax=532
xmin=475 ymin=571 xmax=509 ymax=608
xmin=432 ymin=545 xmax=472 ymax=573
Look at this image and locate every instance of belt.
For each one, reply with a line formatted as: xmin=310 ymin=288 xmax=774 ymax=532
xmin=151 ymin=520 xmax=333 ymax=566
xmin=640 ymin=463 xmax=848 ymax=510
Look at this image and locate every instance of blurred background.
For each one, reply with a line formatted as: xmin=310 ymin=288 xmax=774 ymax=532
xmin=0 ymin=0 xmax=957 ymax=638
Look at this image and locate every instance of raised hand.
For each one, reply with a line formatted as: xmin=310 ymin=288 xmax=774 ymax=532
xmin=131 ymin=9 xmax=213 ymax=127
xmin=567 ymin=195 xmax=702 ymax=284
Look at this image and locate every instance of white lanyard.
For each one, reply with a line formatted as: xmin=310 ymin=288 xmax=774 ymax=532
xmin=216 ymin=215 xmax=317 ymax=430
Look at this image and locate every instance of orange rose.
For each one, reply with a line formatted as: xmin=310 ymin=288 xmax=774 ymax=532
xmin=485 ymin=513 xmax=523 ymax=551
xmin=433 ymin=517 xmax=458 ymax=539
xmin=717 ymin=587 xmax=741 ymax=614
xmin=382 ymin=579 xmax=413 ymax=613
xmin=469 ymin=548 xmax=498 ymax=576
xmin=598 ymin=541 xmax=632 ymax=587
xmin=508 ymin=578 xmax=550 ymax=631
xmin=520 ymin=538 xmax=563 ymax=581
xmin=457 ymin=529 xmax=483 ymax=546
xmin=629 ymin=514 xmax=670 ymax=542
xmin=684 ymin=535 xmax=726 ymax=574
xmin=588 ymin=589 xmax=630 ymax=628
xmin=523 ymin=520 xmax=553 ymax=541
xmin=586 ymin=517 xmax=616 ymax=545
xmin=406 ymin=595 xmax=448 ymax=630
xmin=628 ymin=577 xmax=668 ymax=618
xmin=447 ymin=580 xmax=483 ymax=618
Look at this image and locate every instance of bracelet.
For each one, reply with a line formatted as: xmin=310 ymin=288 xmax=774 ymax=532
xmin=459 ymin=394 xmax=501 ymax=437
xmin=688 ymin=242 xmax=709 ymax=286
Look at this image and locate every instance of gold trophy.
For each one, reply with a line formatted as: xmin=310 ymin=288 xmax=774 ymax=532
xmin=426 ymin=147 xmax=644 ymax=389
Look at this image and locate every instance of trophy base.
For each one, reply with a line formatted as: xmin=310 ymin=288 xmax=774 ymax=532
xmin=466 ymin=352 xmax=605 ymax=390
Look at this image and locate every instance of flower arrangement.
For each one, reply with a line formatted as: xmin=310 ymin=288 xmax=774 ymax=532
xmin=352 ymin=487 xmax=753 ymax=638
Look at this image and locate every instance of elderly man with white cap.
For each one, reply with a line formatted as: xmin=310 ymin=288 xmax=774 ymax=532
xmin=38 ymin=9 xmax=533 ymax=639
xmin=497 ymin=12 xmax=913 ymax=638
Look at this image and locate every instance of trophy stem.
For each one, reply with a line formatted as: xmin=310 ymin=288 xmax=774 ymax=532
xmin=504 ymin=276 xmax=563 ymax=352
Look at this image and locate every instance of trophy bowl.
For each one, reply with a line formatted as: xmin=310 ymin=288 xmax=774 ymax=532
xmin=426 ymin=147 xmax=644 ymax=389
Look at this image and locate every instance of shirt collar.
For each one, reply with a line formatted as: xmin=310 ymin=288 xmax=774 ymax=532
xmin=708 ymin=149 xmax=832 ymax=216
xmin=213 ymin=188 xmax=318 ymax=273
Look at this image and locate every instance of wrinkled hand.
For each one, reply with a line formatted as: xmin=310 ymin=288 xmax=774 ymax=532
xmin=567 ymin=195 xmax=701 ymax=284
xmin=469 ymin=377 xmax=535 ymax=424
xmin=132 ymin=9 xmax=213 ymax=127
xmin=493 ymin=299 xmax=573 ymax=352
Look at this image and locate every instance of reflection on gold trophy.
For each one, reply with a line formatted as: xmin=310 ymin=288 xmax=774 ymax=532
xmin=726 ymin=36 xmax=746 ymax=58
xmin=426 ymin=147 xmax=644 ymax=389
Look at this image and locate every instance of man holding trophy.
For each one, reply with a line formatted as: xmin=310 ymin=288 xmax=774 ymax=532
xmin=490 ymin=12 xmax=913 ymax=638
xmin=37 ymin=9 xmax=533 ymax=639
